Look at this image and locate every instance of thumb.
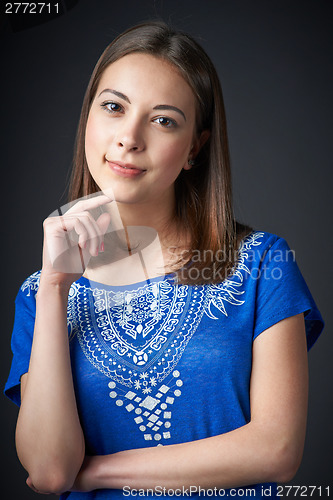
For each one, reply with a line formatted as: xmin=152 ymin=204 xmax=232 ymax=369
xmin=96 ymin=211 xmax=112 ymax=237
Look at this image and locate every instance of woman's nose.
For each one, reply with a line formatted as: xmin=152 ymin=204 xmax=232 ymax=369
xmin=115 ymin=120 xmax=145 ymax=152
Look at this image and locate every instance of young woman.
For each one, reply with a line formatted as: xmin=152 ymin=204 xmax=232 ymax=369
xmin=5 ymin=22 xmax=324 ymax=499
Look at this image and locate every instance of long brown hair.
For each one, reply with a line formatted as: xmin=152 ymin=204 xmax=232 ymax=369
xmin=69 ymin=21 xmax=251 ymax=284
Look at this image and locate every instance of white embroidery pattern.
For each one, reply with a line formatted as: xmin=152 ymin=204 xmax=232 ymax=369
xmin=21 ymin=232 xmax=264 ymax=445
xmin=71 ymin=280 xmax=206 ymax=386
xmin=107 ymin=369 xmax=183 ymax=444
xmin=21 ymin=271 xmax=40 ymax=296
xmin=205 ymin=231 xmax=264 ymax=319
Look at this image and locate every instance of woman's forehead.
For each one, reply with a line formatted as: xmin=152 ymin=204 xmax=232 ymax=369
xmin=96 ymin=53 xmax=196 ymax=109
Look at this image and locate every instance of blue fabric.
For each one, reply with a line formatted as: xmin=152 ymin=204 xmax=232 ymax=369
xmin=4 ymin=231 xmax=324 ymax=499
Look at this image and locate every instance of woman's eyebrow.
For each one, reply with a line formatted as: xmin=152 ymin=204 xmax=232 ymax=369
xmin=97 ymin=90 xmax=186 ymax=121
xmin=97 ymin=89 xmax=131 ymax=103
xmin=153 ymin=104 xmax=186 ymax=122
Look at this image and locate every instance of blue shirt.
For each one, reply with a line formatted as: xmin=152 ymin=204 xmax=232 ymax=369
xmin=4 ymin=231 xmax=324 ymax=499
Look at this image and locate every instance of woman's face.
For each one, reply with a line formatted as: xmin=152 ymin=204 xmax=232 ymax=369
xmin=85 ymin=53 xmax=198 ymax=210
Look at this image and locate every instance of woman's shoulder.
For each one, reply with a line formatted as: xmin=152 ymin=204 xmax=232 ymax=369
xmin=237 ymin=224 xmax=289 ymax=254
xmin=11 ymin=271 xmax=42 ymax=320
xmin=235 ymin=227 xmax=300 ymax=275
xmin=18 ymin=270 xmax=41 ymax=299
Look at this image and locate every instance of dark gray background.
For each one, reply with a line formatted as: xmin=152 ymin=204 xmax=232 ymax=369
xmin=1 ymin=1 xmax=331 ymax=498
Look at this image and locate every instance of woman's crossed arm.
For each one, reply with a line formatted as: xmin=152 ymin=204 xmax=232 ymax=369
xmin=71 ymin=313 xmax=308 ymax=493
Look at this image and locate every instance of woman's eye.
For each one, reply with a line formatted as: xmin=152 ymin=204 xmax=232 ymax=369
xmin=154 ymin=116 xmax=177 ymax=128
xmin=101 ymin=101 xmax=123 ymax=114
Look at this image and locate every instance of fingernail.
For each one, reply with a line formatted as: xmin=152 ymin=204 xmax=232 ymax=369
xmin=100 ymin=242 xmax=105 ymax=252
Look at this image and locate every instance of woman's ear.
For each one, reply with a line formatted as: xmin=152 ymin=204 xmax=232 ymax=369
xmin=185 ymin=130 xmax=210 ymax=169
xmin=191 ymin=130 xmax=211 ymax=158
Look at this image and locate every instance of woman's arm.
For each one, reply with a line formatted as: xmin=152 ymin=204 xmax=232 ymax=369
xmin=16 ymin=196 xmax=112 ymax=495
xmin=72 ymin=313 xmax=308 ymax=492
xmin=16 ymin=279 xmax=86 ymax=495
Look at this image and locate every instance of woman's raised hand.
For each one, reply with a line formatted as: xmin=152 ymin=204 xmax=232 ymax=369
xmin=41 ymin=194 xmax=113 ymax=287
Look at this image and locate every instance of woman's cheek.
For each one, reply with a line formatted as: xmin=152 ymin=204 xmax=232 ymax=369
xmin=160 ymin=139 xmax=189 ymax=168
xmin=85 ymin=114 xmax=108 ymax=154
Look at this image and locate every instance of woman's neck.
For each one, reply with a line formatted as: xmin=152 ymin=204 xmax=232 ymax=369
xmin=83 ymin=198 xmax=190 ymax=286
xmin=116 ymin=198 xmax=176 ymax=241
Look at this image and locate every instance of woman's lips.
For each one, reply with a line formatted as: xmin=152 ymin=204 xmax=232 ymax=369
xmin=107 ymin=160 xmax=146 ymax=178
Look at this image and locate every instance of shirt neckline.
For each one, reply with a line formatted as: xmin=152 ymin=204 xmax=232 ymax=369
xmin=78 ymin=273 xmax=174 ymax=291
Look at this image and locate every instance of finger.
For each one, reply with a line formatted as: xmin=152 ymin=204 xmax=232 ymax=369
xmin=96 ymin=212 xmax=112 ymax=237
xmin=58 ymin=212 xmax=101 ymax=251
xmin=65 ymin=194 xmax=114 ymax=215
xmin=95 ymin=212 xmax=112 ymax=252
xmin=73 ymin=213 xmax=102 ymax=257
xmin=46 ymin=212 xmax=104 ymax=263
xmin=72 ymin=218 xmax=89 ymax=250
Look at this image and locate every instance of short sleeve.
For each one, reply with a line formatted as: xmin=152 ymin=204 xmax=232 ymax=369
xmin=4 ymin=273 xmax=39 ymax=406
xmin=253 ymin=237 xmax=324 ymax=350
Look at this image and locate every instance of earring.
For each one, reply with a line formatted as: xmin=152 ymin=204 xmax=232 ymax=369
xmin=188 ymin=158 xmax=195 ymax=167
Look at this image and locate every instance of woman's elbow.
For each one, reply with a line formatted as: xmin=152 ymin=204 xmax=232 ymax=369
xmin=19 ymin=446 xmax=85 ymax=495
xmin=269 ymin=439 xmax=304 ymax=483
xmin=16 ymin=429 xmax=85 ymax=493
xmin=28 ymin=468 xmax=76 ymax=495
